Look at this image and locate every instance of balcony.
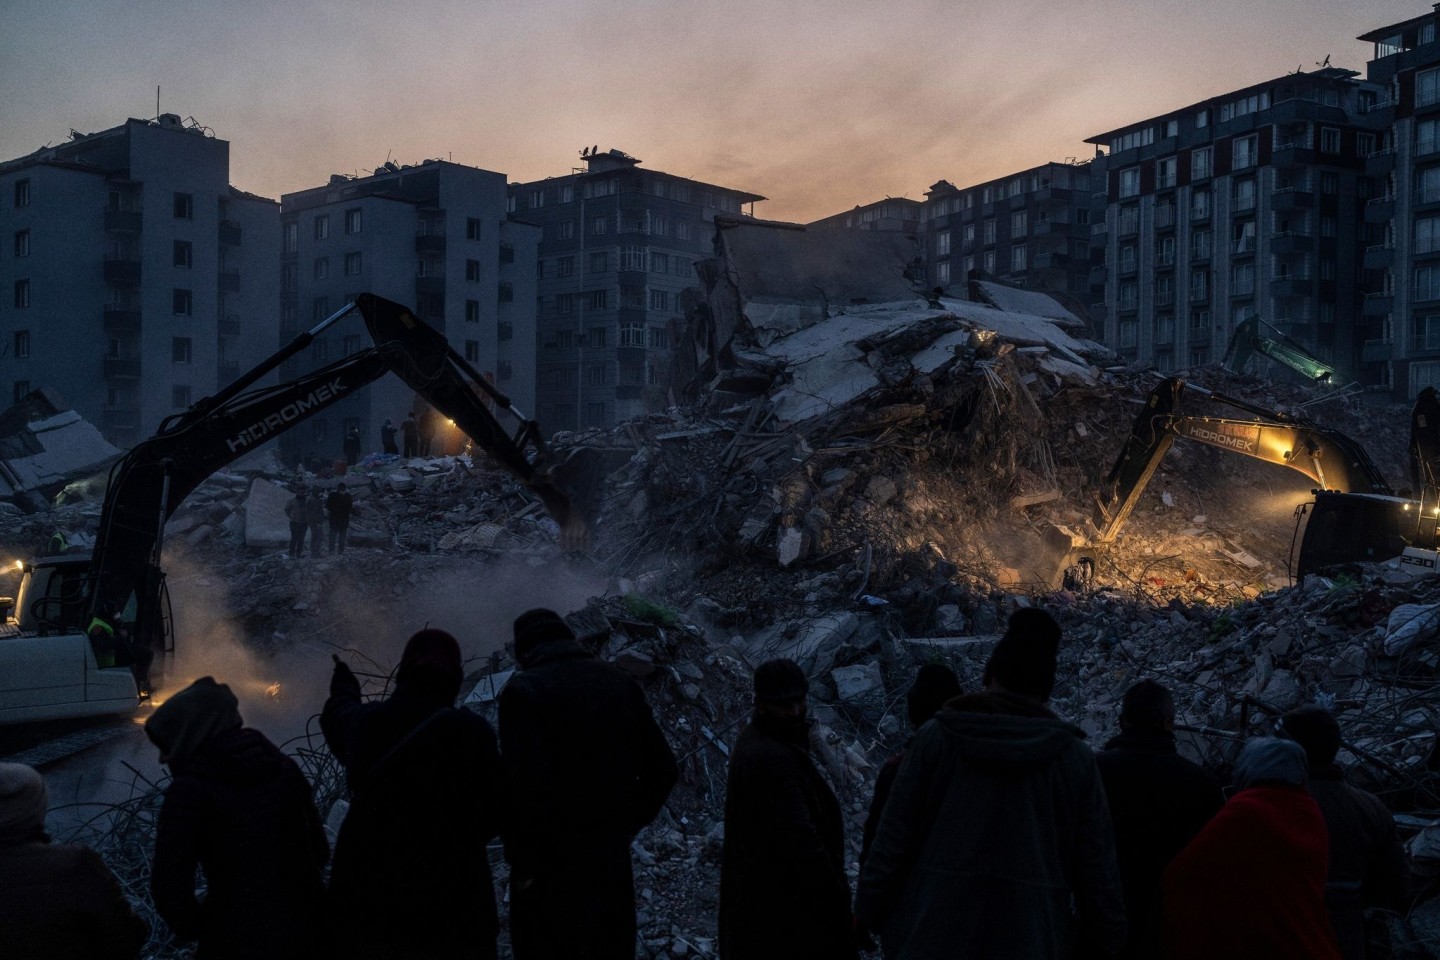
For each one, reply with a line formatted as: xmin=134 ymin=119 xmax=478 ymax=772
xmin=1270 ymin=232 xmax=1314 ymax=254
xmin=1270 ymin=143 xmax=1315 ymax=168
xmin=415 ymin=275 xmax=446 ymax=297
xmin=1365 ymin=243 xmax=1395 ymax=269
xmin=103 ymin=209 xmax=143 ymax=232
xmin=1366 ymin=149 xmax=1396 ymax=177
xmin=1116 ymin=298 xmax=1139 ymax=314
xmin=1031 ymin=218 xmax=1071 ymax=237
xmin=415 ymin=233 xmax=447 ymax=254
xmin=1117 ymin=258 xmax=1138 ymax=276
xmin=1362 ymin=292 xmax=1394 ymax=316
xmin=219 ymin=270 xmax=240 ymax=293
xmin=1270 ymin=275 xmax=1313 ymax=297
xmin=218 ymin=314 xmax=241 ymax=337
xmin=102 ymin=307 xmax=141 ymax=333
xmin=1033 ymin=186 xmax=1073 ymax=208
xmin=101 ymin=406 xmax=140 ymax=430
xmin=1366 ymin=196 xmax=1396 ymax=222
xmin=1419 ymin=137 xmax=1440 ymax=159
xmin=1362 ymin=339 xmax=1395 ymax=363
xmin=103 ymin=357 xmax=141 ymax=380
xmin=1269 ymin=188 xmax=1314 ymax=211
xmin=1089 ymin=265 xmax=1107 ymax=284
xmin=103 ymin=258 xmax=141 ymax=284
xmin=1032 ymin=252 xmax=1070 ymax=269
xmin=219 ymin=220 xmax=242 ymax=245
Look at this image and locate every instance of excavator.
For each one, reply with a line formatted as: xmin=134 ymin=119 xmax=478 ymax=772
xmin=0 ymin=293 xmax=586 ymax=725
xmin=1222 ymin=315 xmax=1346 ymax=390
xmin=1044 ymin=377 xmax=1440 ymax=588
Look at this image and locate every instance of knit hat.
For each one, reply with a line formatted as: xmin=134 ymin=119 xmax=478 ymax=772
xmin=983 ymin=608 xmax=1062 ymax=702
xmin=753 ymin=658 xmax=809 ymax=703
xmin=1233 ymin=737 xmax=1309 ymax=790
xmin=144 ymin=676 xmax=243 ymax=767
xmin=513 ymin=609 xmax=576 ymax=664
xmin=907 ymin=663 xmax=961 ymax=728
xmin=1278 ymin=705 xmax=1342 ymax=770
xmin=396 ymin=628 xmax=464 ymax=703
xmin=0 ymin=762 xmax=47 ymax=843
xmin=1119 ymin=679 xmax=1176 ymax=733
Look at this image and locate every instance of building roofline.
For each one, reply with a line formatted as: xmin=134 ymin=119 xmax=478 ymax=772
xmin=510 ymin=166 xmax=765 ymax=204
xmin=1359 ymin=11 xmax=1434 ymax=43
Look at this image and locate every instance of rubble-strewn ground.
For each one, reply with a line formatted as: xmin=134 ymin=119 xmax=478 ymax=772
xmin=8 ymin=308 xmax=1440 ymax=955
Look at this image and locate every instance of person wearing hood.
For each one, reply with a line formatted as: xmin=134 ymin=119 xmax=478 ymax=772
xmin=498 ymin=608 xmax=678 ymax=960
xmin=0 ymin=762 xmax=148 ymax=960
xmin=854 ymin=608 xmax=1125 ymax=960
xmin=719 ymin=658 xmax=858 ymax=960
xmin=380 ymin=418 xmax=398 ymax=455
xmin=322 ymin=628 xmax=503 ymax=960
xmin=1279 ymin=705 xmax=1408 ymax=960
xmin=1163 ymin=737 xmax=1342 ymax=960
xmin=1096 ymin=679 xmax=1223 ymax=960
xmin=146 ymin=677 xmax=328 ymax=960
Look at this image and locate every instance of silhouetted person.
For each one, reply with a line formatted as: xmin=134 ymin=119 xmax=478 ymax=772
xmin=1096 ymin=679 xmax=1223 ymax=960
xmin=499 ymin=609 xmax=678 ymax=960
xmin=285 ymin=490 xmax=309 ymax=558
xmin=380 ymin=418 xmax=398 ymax=455
xmin=1280 ymin=705 xmax=1409 ymax=960
xmin=323 ymin=629 xmax=503 ymax=960
xmin=401 ymin=414 xmax=418 ymax=458
xmin=720 ymin=658 xmax=857 ymax=960
xmin=855 ymin=608 xmax=1125 ymax=959
xmin=86 ymin=606 xmax=155 ymax=698
xmin=342 ymin=426 xmax=361 ymax=467
xmin=304 ymin=491 xmax=326 ymax=557
xmin=1164 ymin=738 xmax=1341 ymax=960
xmin=0 ymin=762 xmax=148 ymax=960
xmin=146 ymin=678 xmax=328 ymax=960
xmin=418 ymin=409 xmax=437 ymax=457
xmin=860 ymin=663 xmax=961 ymax=868
xmin=326 ymin=483 xmax=355 ymax=555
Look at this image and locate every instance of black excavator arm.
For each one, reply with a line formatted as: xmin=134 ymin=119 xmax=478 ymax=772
xmin=1222 ymin=315 xmax=1345 ymax=388
xmin=84 ymin=293 xmax=584 ymax=649
xmin=1091 ymin=377 xmax=1391 ymax=544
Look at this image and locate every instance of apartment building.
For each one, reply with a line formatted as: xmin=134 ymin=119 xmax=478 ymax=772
xmin=809 ymin=197 xmax=922 ymax=236
xmin=508 ymin=149 xmax=764 ymax=433
xmin=918 ymin=162 xmax=1105 ymax=306
xmin=1361 ymin=5 xmax=1440 ymax=396
xmin=1087 ymin=68 xmax=1386 ymax=375
xmin=0 ymin=115 xmax=278 ymax=447
xmin=279 ymin=160 xmax=538 ymax=465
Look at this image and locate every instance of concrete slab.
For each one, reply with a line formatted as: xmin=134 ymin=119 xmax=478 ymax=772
xmin=244 ymin=477 xmax=295 ymax=548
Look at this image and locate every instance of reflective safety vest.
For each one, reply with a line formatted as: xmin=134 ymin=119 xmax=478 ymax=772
xmin=88 ymin=616 xmax=117 ymax=667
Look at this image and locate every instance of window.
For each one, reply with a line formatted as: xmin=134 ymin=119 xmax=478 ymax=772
xmin=983 ymin=251 xmax=996 ymax=273
xmin=649 ymin=289 xmax=670 ymax=311
xmin=1010 ymin=246 xmax=1026 ymax=272
xmin=1191 ymin=148 xmax=1212 ymax=180
xmin=1191 ymin=188 xmax=1211 ymax=220
xmin=499 ymin=244 xmax=514 ymax=265
xmin=314 ymin=257 xmax=329 ymax=280
xmin=466 ymin=259 xmax=481 ymax=282
xmin=173 ymin=240 xmax=192 ymax=268
xmin=1156 ymin=236 xmax=1176 ymax=266
xmin=673 ymin=257 xmax=691 ymax=277
xmin=620 ymin=321 xmax=646 ymax=347
xmin=467 ymin=218 xmax=482 ymax=240
xmin=311 ymin=337 xmax=329 ymax=362
xmin=1418 ymin=266 xmax=1440 ymax=301
xmin=498 ymin=283 xmax=513 ymax=303
xmin=1320 ymin=259 xmax=1336 ymax=280
xmin=649 ymin=327 xmax=668 ymax=349
xmin=172 ymin=288 xmax=192 ymax=315
xmin=283 ymin=221 xmax=298 ymax=253
xmin=1190 ymin=270 xmax=1209 ymax=302
xmin=172 ymin=337 xmax=192 ymax=364
xmin=14 ymin=330 xmax=30 ymax=358
xmin=1118 ymin=281 xmax=1138 ymax=311
xmin=14 ymin=179 xmax=30 ymax=207
xmin=1231 ymin=263 xmax=1255 ymax=296
xmin=1190 ymin=309 xmax=1211 ymax=332
xmin=1119 ymin=320 xmax=1137 ymax=348
xmin=1119 ymin=205 xmax=1139 ymax=236
xmin=983 ymin=219 xmax=996 ymax=244
xmin=649 ymin=251 xmax=670 ymax=273
xmin=342 ymin=335 xmax=361 ymax=356
xmin=590 ymin=217 xmax=608 ymax=236
xmin=936 ymin=261 xmax=951 ymax=285
xmin=1233 ymin=220 xmax=1256 ymax=254
xmin=1119 ymin=244 xmax=1138 ymax=273
xmin=1191 ymin=230 xmax=1212 ymax=260
xmin=463 ymin=299 xmax=480 ymax=323
xmin=962 ymin=223 xmax=976 ymax=248
xmin=650 ymin=214 xmax=669 ymax=236
xmin=314 ymin=215 xmax=329 ymax=240
xmin=588 ymin=290 xmax=608 ymax=311
xmin=1232 ymin=135 xmax=1257 ymax=170
xmin=312 ymin=296 xmax=330 ymax=320
xmin=937 ymin=231 xmax=951 ymax=256
xmin=465 ymin=340 xmax=480 ymax=363
xmin=1156 ymin=315 xmax=1175 ymax=344
xmin=1157 ymin=156 xmax=1177 ymax=188
xmin=1119 ymin=167 xmax=1140 ymax=198
xmin=343 ymin=251 xmax=362 ymax=276
xmin=13 ymin=381 xmax=30 ymax=404
xmin=552 ymin=256 xmax=572 ymax=278
xmin=1109 ymin=128 xmax=1156 ymax=153
xmin=1420 ymin=68 xmax=1440 ymax=108
xmin=556 ymin=293 xmax=574 ymax=314
xmin=1219 ymin=92 xmax=1269 ymax=122
xmin=173 ymin=193 xmax=193 ymax=220
xmin=172 ymin=386 xmax=192 ymax=409
xmin=1419 ymin=217 xmax=1440 ymax=255
xmin=588 ymin=326 xmax=608 ymax=348
xmin=1319 ymin=128 xmax=1341 ymax=154
xmin=1232 ymin=179 xmax=1256 ymax=212
xmin=1010 ymin=211 xmax=1027 ymax=237
xmin=557 ymin=221 xmax=575 ymax=240
xmin=14 ymin=229 xmax=30 ymax=258
xmin=589 ymin=252 xmax=609 ymax=273
xmin=1421 ymin=120 xmax=1440 ymax=156
xmin=344 ymin=208 xmax=362 ymax=234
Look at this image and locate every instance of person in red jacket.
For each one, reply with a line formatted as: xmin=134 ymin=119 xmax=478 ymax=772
xmin=1163 ymin=737 xmax=1342 ymax=960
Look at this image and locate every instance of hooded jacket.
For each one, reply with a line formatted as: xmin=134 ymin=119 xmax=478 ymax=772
xmin=855 ymin=691 xmax=1126 ymax=960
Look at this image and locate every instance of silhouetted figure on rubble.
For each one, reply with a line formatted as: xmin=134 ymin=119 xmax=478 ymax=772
xmin=380 ymin=418 xmax=398 ymax=455
xmin=1096 ymin=679 xmax=1223 ymax=960
xmin=498 ymin=609 xmax=678 ymax=960
xmin=855 ymin=608 xmax=1125 ymax=959
xmin=0 ymin=761 xmax=148 ymax=960
xmin=860 ymin=663 xmax=961 ymax=867
xmin=401 ymin=413 xmax=418 ymax=458
xmin=417 ymin=408 xmax=437 ymax=457
xmin=1164 ymin=737 xmax=1342 ymax=960
xmin=326 ymin=483 xmax=355 ymax=555
xmin=719 ymin=658 xmax=858 ymax=960
xmin=1279 ymin=705 xmax=1409 ymax=960
xmin=322 ymin=630 xmax=502 ymax=960
xmin=146 ymin=677 xmax=329 ymax=960
xmin=342 ymin=426 xmax=362 ymax=467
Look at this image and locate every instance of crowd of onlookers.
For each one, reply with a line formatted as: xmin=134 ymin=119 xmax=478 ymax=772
xmin=0 ymin=605 xmax=1412 ymax=959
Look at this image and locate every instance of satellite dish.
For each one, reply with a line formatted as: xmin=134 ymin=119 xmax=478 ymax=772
xmin=592 ymin=145 xmax=599 ymax=156
xmin=581 ymin=146 xmax=589 ymax=157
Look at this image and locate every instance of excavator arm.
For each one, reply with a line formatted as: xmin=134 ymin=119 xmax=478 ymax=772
xmin=1092 ymin=377 xmax=1391 ymax=544
xmin=1223 ymin=315 xmax=1345 ymax=388
xmin=85 ymin=294 xmax=584 ymax=643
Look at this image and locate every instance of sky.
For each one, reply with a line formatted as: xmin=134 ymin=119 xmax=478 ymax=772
xmin=0 ymin=0 xmax=1423 ymax=223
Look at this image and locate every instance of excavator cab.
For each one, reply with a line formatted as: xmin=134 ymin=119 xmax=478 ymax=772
xmin=1295 ymin=492 xmax=1439 ymax=579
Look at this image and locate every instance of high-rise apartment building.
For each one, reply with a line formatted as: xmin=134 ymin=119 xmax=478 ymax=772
xmin=1087 ymin=68 xmax=1386 ymax=375
xmin=279 ymin=160 xmax=537 ymax=464
xmin=0 ymin=115 xmax=278 ymax=446
xmin=1361 ymin=5 xmax=1440 ymax=395
xmin=809 ymin=198 xmax=922 ymax=236
xmin=508 ymin=149 xmax=763 ymax=432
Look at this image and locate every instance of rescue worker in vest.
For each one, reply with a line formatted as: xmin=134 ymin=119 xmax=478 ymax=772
xmin=87 ymin=608 xmax=154 ymax=698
